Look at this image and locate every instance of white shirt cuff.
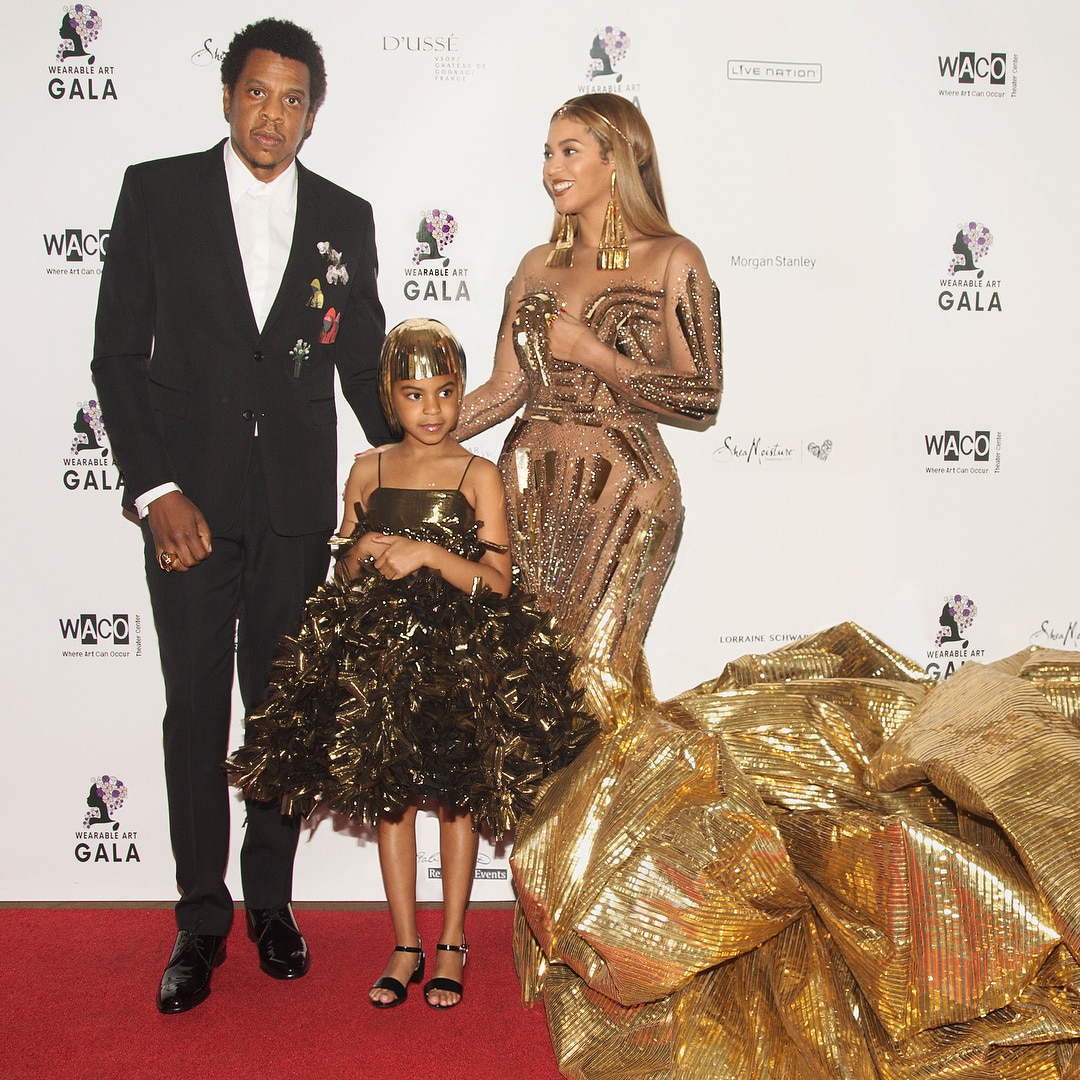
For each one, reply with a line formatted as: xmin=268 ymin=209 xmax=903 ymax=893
xmin=135 ymin=483 xmax=181 ymax=518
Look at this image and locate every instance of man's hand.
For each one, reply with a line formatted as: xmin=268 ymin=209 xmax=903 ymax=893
xmin=147 ymin=491 xmax=212 ymax=573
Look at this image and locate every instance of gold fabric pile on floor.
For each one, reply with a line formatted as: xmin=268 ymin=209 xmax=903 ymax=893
xmin=511 ymin=623 xmax=1080 ymax=1078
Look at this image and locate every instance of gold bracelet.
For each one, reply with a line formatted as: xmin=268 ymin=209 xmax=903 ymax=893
xmin=328 ymin=534 xmax=358 ymax=555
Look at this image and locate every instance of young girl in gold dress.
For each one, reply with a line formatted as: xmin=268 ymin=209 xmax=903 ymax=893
xmin=228 ymin=318 xmax=596 ymax=1010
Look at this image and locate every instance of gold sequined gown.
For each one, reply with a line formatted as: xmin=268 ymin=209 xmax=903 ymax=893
xmin=459 ymin=243 xmax=1080 ymax=1078
xmin=458 ymin=238 xmax=722 ymax=722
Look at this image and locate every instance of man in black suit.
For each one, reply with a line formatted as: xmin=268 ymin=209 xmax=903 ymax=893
xmin=92 ymin=19 xmax=393 ymax=1013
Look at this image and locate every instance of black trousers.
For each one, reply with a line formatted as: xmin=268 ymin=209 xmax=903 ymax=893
xmin=142 ymin=444 xmax=330 ymax=935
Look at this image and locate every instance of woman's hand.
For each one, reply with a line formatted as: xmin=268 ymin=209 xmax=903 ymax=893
xmin=354 ymin=444 xmax=392 ymax=461
xmin=548 ymin=308 xmax=591 ymax=367
xmin=547 ymin=309 xmax=608 ymax=371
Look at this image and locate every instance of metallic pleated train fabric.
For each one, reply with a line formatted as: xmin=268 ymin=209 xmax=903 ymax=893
xmin=511 ymin=623 xmax=1080 ymax=1078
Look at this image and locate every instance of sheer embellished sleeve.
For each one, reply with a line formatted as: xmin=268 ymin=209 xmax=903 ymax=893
xmin=457 ymin=274 xmax=528 ymax=441
xmin=589 ymin=239 xmax=722 ymax=422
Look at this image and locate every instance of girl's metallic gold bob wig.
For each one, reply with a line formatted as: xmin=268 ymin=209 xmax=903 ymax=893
xmin=378 ymin=318 xmax=467 ymax=436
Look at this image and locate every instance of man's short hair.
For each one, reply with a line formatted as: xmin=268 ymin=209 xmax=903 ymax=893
xmin=221 ymin=18 xmax=327 ymax=112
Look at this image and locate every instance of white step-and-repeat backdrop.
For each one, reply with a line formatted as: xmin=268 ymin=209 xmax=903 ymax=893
xmin=3 ymin=0 xmax=1075 ymax=903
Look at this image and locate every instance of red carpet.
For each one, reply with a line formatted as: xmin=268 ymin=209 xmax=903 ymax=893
xmin=0 ymin=907 xmax=563 ymax=1080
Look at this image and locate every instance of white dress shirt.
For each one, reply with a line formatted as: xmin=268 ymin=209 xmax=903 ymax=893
xmin=136 ymin=140 xmax=299 ymax=517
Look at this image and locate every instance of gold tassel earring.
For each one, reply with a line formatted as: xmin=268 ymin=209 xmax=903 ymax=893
xmin=546 ymin=213 xmax=576 ymax=268
xmin=597 ymin=171 xmax=629 ymax=270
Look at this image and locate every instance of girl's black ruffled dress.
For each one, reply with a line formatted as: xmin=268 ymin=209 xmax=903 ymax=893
xmin=227 ymin=480 xmax=598 ymax=838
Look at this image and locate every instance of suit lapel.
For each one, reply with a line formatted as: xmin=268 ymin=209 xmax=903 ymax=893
xmin=261 ymin=160 xmax=313 ymax=340
xmin=200 ymin=141 xmax=259 ymax=333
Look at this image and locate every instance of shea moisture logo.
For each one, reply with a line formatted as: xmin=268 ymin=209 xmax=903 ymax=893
xmin=938 ymin=222 xmax=1001 ymax=313
xmin=380 ymin=32 xmax=485 ymax=83
xmin=48 ymin=5 xmax=117 ymax=101
xmin=190 ymin=37 xmax=226 ymax=67
xmin=713 ymin=434 xmax=833 ymax=465
xmin=62 ymin=399 xmax=124 ymax=492
xmin=1030 ymin=619 xmax=1080 ymax=650
xmin=938 ymin=51 xmax=1017 ymax=98
xmin=926 ymin=594 xmax=984 ymax=680
xmin=403 ymin=209 xmax=470 ymax=303
xmin=75 ymin=774 xmax=141 ymax=864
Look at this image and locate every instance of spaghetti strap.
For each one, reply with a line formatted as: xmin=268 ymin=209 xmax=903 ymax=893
xmin=457 ymin=455 xmax=476 ymax=490
xmin=377 ymin=451 xmax=383 ymax=489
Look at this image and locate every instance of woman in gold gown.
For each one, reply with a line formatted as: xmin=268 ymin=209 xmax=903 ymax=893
xmin=459 ymin=94 xmax=1080 ymax=1079
xmin=456 ymin=93 xmax=721 ymax=716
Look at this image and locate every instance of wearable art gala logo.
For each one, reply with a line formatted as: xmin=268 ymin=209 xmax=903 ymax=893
xmin=926 ymin=594 xmax=985 ymax=680
xmin=402 ymin=209 xmax=470 ymax=303
xmin=75 ymin=774 xmax=141 ymax=864
xmin=62 ymin=399 xmax=124 ymax=492
xmin=48 ymin=5 xmax=117 ymax=101
xmin=938 ymin=221 xmax=1001 ymax=313
xmin=578 ymin=26 xmax=640 ymax=98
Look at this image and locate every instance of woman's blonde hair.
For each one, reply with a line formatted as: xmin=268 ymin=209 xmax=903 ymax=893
xmin=548 ymin=93 xmax=675 ymax=242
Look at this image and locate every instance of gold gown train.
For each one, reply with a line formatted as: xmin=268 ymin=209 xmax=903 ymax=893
xmin=460 ymin=244 xmax=1080 ymax=1075
xmin=511 ymin=624 xmax=1080 ymax=1078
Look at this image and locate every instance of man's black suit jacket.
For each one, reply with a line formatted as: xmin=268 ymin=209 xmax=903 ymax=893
xmin=92 ymin=139 xmax=392 ymax=536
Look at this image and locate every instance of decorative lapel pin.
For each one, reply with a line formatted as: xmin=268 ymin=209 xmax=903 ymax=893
xmin=308 ymin=278 xmax=325 ymax=309
xmin=317 ymin=241 xmax=350 ymax=286
xmin=319 ymin=307 xmax=340 ymax=345
xmin=289 ymin=339 xmax=311 ymax=379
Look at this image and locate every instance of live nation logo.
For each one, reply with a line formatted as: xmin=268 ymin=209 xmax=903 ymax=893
xmin=727 ymin=59 xmax=822 ymax=84
xmin=402 ymin=209 xmax=471 ymax=304
xmin=937 ymin=221 xmax=1002 ymax=314
xmin=74 ymin=774 xmax=141 ymax=865
xmin=62 ymin=399 xmax=124 ymax=493
xmin=926 ymin=594 xmax=985 ymax=680
xmin=47 ymin=5 xmax=118 ymax=101
xmin=59 ymin=612 xmax=143 ymax=659
xmin=43 ymin=228 xmax=109 ymax=278
xmin=937 ymin=50 xmax=1017 ymax=99
xmin=923 ymin=429 xmax=1001 ymax=475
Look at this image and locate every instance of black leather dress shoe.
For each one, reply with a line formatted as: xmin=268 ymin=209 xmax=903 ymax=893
xmin=157 ymin=930 xmax=226 ymax=1014
xmin=246 ymin=905 xmax=310 ymax=979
